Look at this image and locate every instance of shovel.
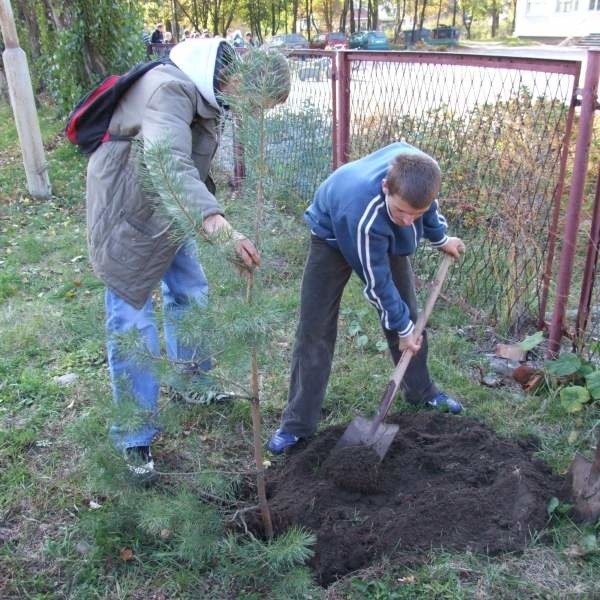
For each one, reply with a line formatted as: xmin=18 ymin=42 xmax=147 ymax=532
xmin=336 ymin=254 xmax=455 ymax=460
xmin=569 ymin=430 xmax=600 ymax=522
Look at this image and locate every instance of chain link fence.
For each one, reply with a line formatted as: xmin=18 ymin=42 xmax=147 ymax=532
xmin=342 ymin=53 xmax=579 ymax=333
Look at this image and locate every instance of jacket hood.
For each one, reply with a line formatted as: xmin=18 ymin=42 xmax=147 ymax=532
xmin=169 ymin=38 xmax=234 ymax=109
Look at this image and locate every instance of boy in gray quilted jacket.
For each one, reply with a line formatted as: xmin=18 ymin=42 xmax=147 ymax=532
xmin=86 ymin=39 xmax=290 ymax=477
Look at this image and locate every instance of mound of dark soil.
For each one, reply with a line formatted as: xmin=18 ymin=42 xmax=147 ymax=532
xmin=260 ymin=412 xmax=566 ymax=585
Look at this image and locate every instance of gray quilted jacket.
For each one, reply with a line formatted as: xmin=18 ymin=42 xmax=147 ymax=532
xmin=86 ymin=41 xmax=229 ymax=308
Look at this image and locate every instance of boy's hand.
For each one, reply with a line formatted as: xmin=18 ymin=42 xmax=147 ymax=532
xmin=439 ymin=236 xmax=466 ymax=258
xmin=398 ymin=333 xmax=422 ymax=354
xmin=232 ymin=231 xmax=261 ymax=271
xmin=203 ymin=214 xmax=261 ymax=274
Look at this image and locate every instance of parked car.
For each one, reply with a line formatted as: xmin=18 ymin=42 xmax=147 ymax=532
xmin=263 ymin=33 xmax=309 ymax=50
xmin=349 ymin=30 xmax=389 ymax=50
xmin=309 ymin=31 xmax=349 ymax=50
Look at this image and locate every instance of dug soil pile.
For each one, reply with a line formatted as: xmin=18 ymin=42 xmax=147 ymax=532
xmin=261 ymin=412 xmax=566 ymax=585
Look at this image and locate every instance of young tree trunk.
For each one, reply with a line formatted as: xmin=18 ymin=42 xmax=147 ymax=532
xmin=247 ymin=109 xmax=273 ymax=540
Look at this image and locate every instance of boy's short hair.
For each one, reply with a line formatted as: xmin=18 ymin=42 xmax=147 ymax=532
xmin=386 ymin=152 xmax=441 ymax=209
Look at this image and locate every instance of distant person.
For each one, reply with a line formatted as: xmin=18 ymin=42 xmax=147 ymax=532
xmin=150 ymin=23 xmax=164 ymax=44
xmin=231 ymin=30 xmax=244 ymax=47
xmin=182 ymin=29 xmax=190 ymax=41
xmin=164 ymin=31 xmax=173 ymax=44
xmin=245 ymin=31 xmax=257 ymax=47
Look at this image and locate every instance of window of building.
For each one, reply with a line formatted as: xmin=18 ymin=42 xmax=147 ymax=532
xmin=556 ymin=0 xmax=578 ymax=10
xmin=526 ymin=0 xmax=547 ymax=14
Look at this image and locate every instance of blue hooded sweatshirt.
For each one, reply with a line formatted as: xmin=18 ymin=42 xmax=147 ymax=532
xmin=304 ymin=142 xmax=448 ymax=337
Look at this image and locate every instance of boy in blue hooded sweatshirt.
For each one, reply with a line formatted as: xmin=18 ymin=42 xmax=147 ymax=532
xmin=268 ymin=142 xmax=466 ymax=454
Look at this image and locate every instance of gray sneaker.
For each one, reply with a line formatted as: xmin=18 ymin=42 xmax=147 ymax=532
xmin=169 ymin=388 xmax=238 ymax=405
xmin=124 ymin=446 xmax=157 ymax=482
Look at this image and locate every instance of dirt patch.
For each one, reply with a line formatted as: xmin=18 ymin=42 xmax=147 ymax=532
xmin=259 ymin=412 xmax=566 ymax=585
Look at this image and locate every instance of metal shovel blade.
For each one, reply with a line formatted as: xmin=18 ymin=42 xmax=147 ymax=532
xmin=335 ymin=416 xmax=399 ymax=460
xmin=569 ymin=452 xmax=600 ymax=523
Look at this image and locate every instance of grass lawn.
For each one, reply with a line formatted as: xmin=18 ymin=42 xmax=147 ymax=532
xmin=1 ymin=98 xmax=600 ymax=599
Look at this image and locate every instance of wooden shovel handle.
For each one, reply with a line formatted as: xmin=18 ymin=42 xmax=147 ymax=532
xmin=371 ymin=254 xmax=455 ymax=430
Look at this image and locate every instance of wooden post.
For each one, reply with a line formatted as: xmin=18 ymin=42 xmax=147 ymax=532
xmin=0 ymin=0 xmax=51 ymax=200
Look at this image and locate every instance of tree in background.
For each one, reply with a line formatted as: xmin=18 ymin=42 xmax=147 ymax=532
xmin=14 ymin=0 xmax=145 ymax=114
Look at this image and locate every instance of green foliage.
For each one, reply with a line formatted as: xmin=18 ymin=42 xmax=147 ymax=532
xmin=519 ymin=330 xmax=545 ymax=352
xmin=217 ymin=527 xmax=318 ymax=597
xmin=23 ymin=0 xmax=146 ymax=113
xmin=544 ymin=352 xmax=600 ymax=413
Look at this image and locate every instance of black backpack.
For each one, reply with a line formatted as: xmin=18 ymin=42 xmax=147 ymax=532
xmin=65 ymin=57 xmax=171 ymax=155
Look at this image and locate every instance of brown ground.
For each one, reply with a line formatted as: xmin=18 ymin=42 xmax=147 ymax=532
xmin=258 ymin=412 xmax=567 ymax=585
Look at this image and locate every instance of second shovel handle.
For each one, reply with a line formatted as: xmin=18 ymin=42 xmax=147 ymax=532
xmin=373 ymin=253 xmax=455 ymax=425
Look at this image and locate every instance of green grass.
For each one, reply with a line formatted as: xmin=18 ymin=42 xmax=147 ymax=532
xmin=2 ymin=96 xmax=600 ymax=598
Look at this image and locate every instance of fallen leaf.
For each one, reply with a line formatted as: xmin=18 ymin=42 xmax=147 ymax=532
xmin=512 ymin=364 xmax=537 ymax=385
xmin=496 ymin=343 xmax=526 ymax=362
xmin=120 ymin=547 xmax=134 ymax=561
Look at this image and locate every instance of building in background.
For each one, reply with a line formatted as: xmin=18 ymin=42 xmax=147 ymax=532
xmin=514 ymin=0 xmax=600 ymax=41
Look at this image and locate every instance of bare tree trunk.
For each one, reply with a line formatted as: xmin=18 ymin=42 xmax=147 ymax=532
xmin=490 ymin=0 xmax=499 ymax=38
xmin=339 ymin=0 xmax=348 ymax=32
xmin=292 ymin=0 xmax=299 ymax=32
xmin=418 ymin=0 xmax=427 ymax=30
xmin=410 ymin=0 xmax=418 ymax=42
xmin=462 ymin=8 xmax=472 ymax=39
xmin=511 ymin=0 xmax=517 ymax=34
xmin=435 ymin=0 xmax=442 ymax=28
xmin=394 ymin=0 xmax=406 ymax=42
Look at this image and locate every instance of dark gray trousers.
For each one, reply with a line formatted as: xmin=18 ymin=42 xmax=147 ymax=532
xmin=280 ymin=235 xmax=438 ymax=438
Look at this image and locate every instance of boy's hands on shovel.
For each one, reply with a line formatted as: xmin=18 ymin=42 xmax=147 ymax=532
xmin=399 ymin=332 xmax=423 ymax=354
xmin=439 ymin=236 xmax=466 ymax=258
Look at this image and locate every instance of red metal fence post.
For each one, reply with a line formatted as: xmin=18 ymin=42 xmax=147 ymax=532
xmin=576 ymin=165 xmax=600 ymax=344
xmin=547 ymin=50 xmax=600 ymax=357
xmin=232 ymin=116 xmax=245 ymax=190
xmin=538 ymin=75 xmax=580 ymax=330
xmin=331 ymin=51 xmax=338 ymax=171
xmin=335 ymin=50 xmax=350 ymax=168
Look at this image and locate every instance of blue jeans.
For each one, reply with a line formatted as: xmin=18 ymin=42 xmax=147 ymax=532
xmin=106 ymin=242 xmax=210 ymax=449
